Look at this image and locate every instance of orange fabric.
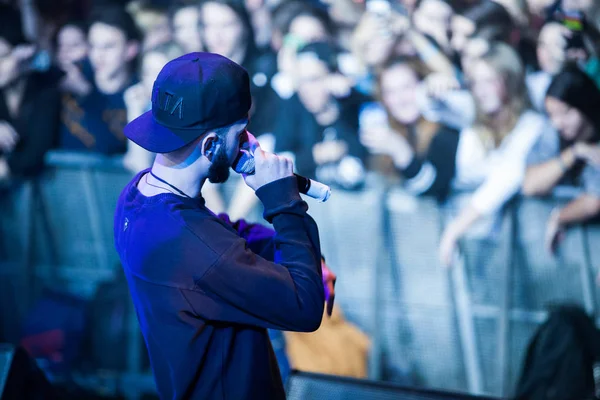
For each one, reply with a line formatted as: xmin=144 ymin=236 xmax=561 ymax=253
xmin=283 ymin=306 xmax=370 ymax=378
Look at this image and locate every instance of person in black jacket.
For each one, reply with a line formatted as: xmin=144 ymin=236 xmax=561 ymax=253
xmin=58 ymin=6 xmax=141 ymax=155
xmin=0 ymin=4 xmax=61 ymax=182
xmin=115 ymin=52 xmax=325 ymax=400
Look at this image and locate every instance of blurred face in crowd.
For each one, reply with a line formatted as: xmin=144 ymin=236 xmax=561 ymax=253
xmin=400 ymin=0 xmax=418 ymax=14
xmin=0 ymin=38 xmax=19 ymax=88
xmin=321 ymin=0 xmax=364 ymax=27
xmin=245 ymin=0 xmax=263 ymax=13
xmin=295 ymin=53 xmax=332 ymax=114
xmin=545 ymin=96 xmax=593 ymax=141
xmin=88 ymin=22 xmax=136 ymax=81
xmin=201 ymin=2 xmax=246 ymax=60
xmin=56 ymin=24 xmax=88 ymax=66
xmin=537 ymin=23 xmax=567 ymax=75
xmin=470 ymin=59 xmax=506 ymax=115
xmin=141 ymin=51 xmax=169 ymax=96
xmin=141 ymin=13 xmax=171 ymax=50
xmin=414 ymin=0 xmax=453 ymax=49
xmin=461 ymin=37 xmax=489 ymax=78
xmin=451 ymin=15 xmax=475 ymax=53
xmin=418 ymin=0 xmax=453 ymax=27
xmin=172 ymin=6 xmax=202 ymax=53
xmin=288 ymin=15 xmax=330 ymax=43
xmin=380 ymin=63 xmax=421 ymax=125
xmin=526 ymin=0 xmax=555 ymax=15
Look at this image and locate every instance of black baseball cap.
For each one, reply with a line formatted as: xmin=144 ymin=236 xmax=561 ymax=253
xmin=124 ymin=52 xmax=252 ymax=153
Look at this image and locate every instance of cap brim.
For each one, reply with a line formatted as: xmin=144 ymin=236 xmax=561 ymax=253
xmin=124 ymin=110 xmax=205 ymax=154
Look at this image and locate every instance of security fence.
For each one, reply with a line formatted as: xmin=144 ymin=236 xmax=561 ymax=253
xmin=0 ymin=151 xmax=598 ymax=399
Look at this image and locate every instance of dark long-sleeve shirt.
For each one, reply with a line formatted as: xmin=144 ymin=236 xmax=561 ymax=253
xmin=0 ymin=70 xmax=61 ymax=177
xmin=59 ymin=68 xmax=135 ymax=155
xmin=399 ymin=125 xmax=460 ymax=201
xmin=113 ymin=170 xmax=324 ymax=399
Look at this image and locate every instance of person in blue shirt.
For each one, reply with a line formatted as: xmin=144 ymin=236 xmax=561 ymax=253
xmin=114 ymin=52 xmax=326 ymax=399
xmin=59 ymin=6 xmax=141 ymax=155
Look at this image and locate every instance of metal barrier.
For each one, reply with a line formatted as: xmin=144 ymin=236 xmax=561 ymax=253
xmin=0 ymin=151 xmax=598 ymax=399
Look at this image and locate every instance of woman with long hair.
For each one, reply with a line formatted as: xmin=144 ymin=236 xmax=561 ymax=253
xmin=438 ymin=42 xmax=550 ymax=266
xmin=523 ymin=66 xmax=600 ymax=253
xmin=359 ymin=56 xmax=463 ymax=199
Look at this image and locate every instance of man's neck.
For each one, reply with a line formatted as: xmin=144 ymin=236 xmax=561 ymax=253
xmin=95 ymin=70 xmax=130 ymax=94
xmin=146 ymin=156 xmax=207 ymax=199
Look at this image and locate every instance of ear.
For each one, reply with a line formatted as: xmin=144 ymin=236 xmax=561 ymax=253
xmin=201 ymin=133 xmax=220 ymax=161
xmin=126 ymin=40 xmax=140 ymax=62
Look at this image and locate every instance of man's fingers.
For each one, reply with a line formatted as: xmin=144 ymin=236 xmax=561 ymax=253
xmin=251 ymin=147 xmax=267 ymax=168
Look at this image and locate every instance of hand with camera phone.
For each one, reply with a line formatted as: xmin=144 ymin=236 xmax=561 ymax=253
xmin=358 ymin=102 xmax=414 ymax=168
xmin=424 ymin=72 xmax=461 ymax=100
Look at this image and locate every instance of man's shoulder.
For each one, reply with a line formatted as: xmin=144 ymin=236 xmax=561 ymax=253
xmin=115 ymin=170 xmax=240 ymax=255
xmin=175 ymin=207 xmax=241 ymax=255
xmin=116 ymin=194 xmax=242 ymax=288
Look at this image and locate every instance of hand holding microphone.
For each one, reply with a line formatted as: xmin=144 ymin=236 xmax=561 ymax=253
xmin=241 ymin=146 xmax=294 ymax=191
xmin=233 ymin=132 xmax=331 ymax=202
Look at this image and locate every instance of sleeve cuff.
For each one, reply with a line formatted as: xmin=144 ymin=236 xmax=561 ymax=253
xmin=255 ymin=176 xmax=304 ymax=222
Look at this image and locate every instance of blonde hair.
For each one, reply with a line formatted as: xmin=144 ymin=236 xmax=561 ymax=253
xmin=127 ymin=1 xmax=169 ymax=34
xmin=473 ymin=42 xmax=529 ymax=151
xmin=143 ymin=41 xmax=185 ymax=62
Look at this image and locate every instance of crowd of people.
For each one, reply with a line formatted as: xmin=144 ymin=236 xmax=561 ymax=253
xmin=0 ymin=0 xmax=599 ymax=266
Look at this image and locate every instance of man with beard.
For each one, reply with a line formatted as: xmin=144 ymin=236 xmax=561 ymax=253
xmin=114 ymin=52 xmax=325 ymax=400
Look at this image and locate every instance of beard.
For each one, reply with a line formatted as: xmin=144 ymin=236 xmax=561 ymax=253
xmin=207 ymin=141 xmax=231 ymax=184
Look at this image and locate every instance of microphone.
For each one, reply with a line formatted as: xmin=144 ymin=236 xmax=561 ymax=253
xmin=233 ymin=138 xmax=332 ymax=202
xmin=294 ymin=174 xmax=331 ymax=203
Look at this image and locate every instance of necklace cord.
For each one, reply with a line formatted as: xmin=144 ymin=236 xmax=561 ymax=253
xmin=147 ymin=170 xmax=192 ymax=198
